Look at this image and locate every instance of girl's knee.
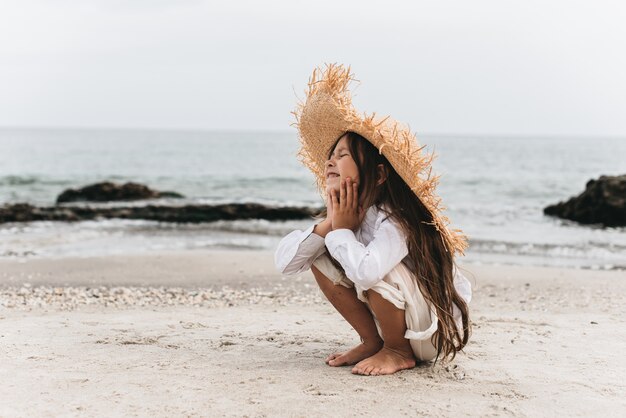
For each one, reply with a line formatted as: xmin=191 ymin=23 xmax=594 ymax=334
xmin=312 ymin=258 xmax=354 ymax=288
xmin=311 ymin=264 xmax=344 ymax=288
xmin=311 ymin=263 xmax=321 ymax=276
xmin=311 ymin=264 xmax=332 ymax=283
xmin=363 ymin=285 xmax=406 ymax=312
xmin=363 ymin=288 xmax=384 ymax=302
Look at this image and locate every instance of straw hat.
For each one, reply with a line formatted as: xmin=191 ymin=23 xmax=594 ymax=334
xmin=291 ymin=63 xmax=468 ymax=256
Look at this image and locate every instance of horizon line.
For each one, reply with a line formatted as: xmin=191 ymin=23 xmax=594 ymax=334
xmin=1 ymin=125 xmax=625 ymax=140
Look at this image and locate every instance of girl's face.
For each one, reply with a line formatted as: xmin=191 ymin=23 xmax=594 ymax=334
xmin=324 ymin=134 xmax=360 ymax=194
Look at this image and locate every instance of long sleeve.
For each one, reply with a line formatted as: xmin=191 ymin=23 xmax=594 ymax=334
xmin=453 ymin=267 xmax=472 ymax=305
xmin=452 ymin=267 xmax=472 ymax=331
xmin=274 ymin=223 xmax=327 ymax=276
xmin=324 ymin=218 xmax=409 ymax=290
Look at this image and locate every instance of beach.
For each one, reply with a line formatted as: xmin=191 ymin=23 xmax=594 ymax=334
xmin=2 ymin=251 xmax=625 ymax=417
xmin=3 ymin=0 xmax=626 ymax=415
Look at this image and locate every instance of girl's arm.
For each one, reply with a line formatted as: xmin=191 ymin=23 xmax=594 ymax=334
xmin=274 ymin=222 xmax=328 ymax=276
xmin=453 ymin=267 xmax=472 ymax=305
xmin=324 ymin=217 xmax=409 ymax=290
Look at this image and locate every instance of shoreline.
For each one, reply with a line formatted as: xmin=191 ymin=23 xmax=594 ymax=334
xmin=2 ymin=249 xmax=626 ymax=289
xmin=2 ymin=250 xmax=625 ymax=416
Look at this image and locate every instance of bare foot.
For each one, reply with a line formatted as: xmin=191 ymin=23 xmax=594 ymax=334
xmin=351 ymin=346 xmax=416 ymax=375
xmin=325 ymin=340 xmax=383 ymax=367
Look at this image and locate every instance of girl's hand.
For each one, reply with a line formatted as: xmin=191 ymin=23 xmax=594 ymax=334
xmin=330 ymin=177 xmax=366 ymax=231
xmin=325 ymin=187 xmax=334 ymax=222
xmin=312 ymin=187 xmax=335 ymax=238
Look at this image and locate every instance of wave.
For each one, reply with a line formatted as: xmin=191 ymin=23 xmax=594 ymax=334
xmin=210 ymin=176 xmax=308 ymax=187
xmin=2 ymin=217 xmax=625 ymax=269
xmin=0 ymin=175 xmax=74 ymax=187
xmin=468 ymin=237 xmax=626 ymax=262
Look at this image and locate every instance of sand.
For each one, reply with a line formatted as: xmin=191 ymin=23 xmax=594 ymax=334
xmin=1 ymin=250 xmax=625 ymax=417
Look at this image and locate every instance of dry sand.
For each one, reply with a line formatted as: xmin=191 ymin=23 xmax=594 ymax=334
xmin=1 ymin=250 xmax=625 ymax=417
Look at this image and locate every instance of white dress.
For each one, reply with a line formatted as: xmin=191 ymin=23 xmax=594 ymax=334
xmin=274 ymin=203 xmax=472 ymax=361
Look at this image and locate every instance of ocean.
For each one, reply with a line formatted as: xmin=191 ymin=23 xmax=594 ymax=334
xmin=1 ymin=128 xmax=625 ymax=270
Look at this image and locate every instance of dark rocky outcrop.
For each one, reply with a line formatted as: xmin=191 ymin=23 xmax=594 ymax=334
xmin=56 ymin=182 xmax=183 ymax=204
xmin=0 ymin=203 xmax=322 ymax=224
xmin=544 ymin=175 xmax=626 ymax=227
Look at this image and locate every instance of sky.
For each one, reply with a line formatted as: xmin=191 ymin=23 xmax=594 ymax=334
xmin=1 ymin=0 xmax=625 ymax=137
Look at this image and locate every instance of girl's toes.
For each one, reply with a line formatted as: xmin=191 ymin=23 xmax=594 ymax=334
xmin=328 ymin=353 xmax=347 ymax=366
xmin=352 ymin=359 xmax=366 ymax=374
xmin=325 ymin=353 xmax=340 ymax=364
xmin=352 ymin=363 xmax=367 ymax=375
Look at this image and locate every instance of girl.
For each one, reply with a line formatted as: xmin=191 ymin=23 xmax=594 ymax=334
xmin=274 ymin=64 xmax=471 ymax=376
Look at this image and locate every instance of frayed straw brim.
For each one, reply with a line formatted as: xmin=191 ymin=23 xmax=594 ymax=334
xmin=291 ymin=63 xmax=468 ymax=256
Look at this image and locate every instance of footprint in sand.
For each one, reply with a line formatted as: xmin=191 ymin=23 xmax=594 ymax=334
xmin=94 ymin=333 xmax=179 ymax=349
xmin=303 ymin=385 xmax=338 ymax=397
xmin=179 ymin=321 xmax=208 ymax=329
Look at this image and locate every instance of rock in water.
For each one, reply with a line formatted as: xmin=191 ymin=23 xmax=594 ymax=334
xmin=544 ymin=175 xmax=626 ymax=227
xmin=56 ymin=182 xmax=183 ymax=204
xmin=0 ymin=203 xmax=322 ymax=224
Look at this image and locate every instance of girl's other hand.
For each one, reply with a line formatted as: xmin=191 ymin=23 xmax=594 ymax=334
xmin=312 ymin=188 xmax=335 ymax=238
xmin=330 ymin=177 xmax=366 ymax=231
xmin=325 ymin=188 xmax=334 ymax=221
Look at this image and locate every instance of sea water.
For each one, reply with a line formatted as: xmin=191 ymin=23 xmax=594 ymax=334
xmin=1 ymin=128 xmax=625 ymax=270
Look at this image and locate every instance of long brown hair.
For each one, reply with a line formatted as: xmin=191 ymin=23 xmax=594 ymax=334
xmin=315 ymin=131 xmax=470 ymax=364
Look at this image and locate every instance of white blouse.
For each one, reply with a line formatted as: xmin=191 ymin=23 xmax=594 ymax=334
xmin=274 ymin=204 xmax=472 ymax=305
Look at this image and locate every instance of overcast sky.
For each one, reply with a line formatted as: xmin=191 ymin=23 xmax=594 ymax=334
xmin=1 ymin=0 xmax=625 ymax=136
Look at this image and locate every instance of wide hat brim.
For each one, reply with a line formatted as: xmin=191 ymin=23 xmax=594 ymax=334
xmin=291 ymin=63 xmax=468 ymax=256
